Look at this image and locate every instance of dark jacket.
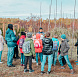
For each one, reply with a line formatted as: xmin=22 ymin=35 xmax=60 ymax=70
xmin=5 ymin=28 xmax=17 ymax=47
xmin=61 ymin=39 xmax=70 ymax=56
xmin=42 ymin=38 xmax=53 ymax=55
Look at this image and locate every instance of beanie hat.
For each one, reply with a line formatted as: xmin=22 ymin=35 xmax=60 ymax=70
xmin=61 ymin=34 xmax=66 ymax=39
xmin=21 ymin=32 xmax=26 ymax=36
xmin=8 ymin=24 xmax=13 ymax=30
xmin=39 ymin=27 xmax=43 ymax=30
xmin=27 ymin=32 xmax=32 ymax=38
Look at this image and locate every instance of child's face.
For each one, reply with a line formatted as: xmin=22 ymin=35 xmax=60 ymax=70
xmin=39 ymin=29 xmax=43 ymax=32
xmin=61 ymin=38 xmax=64 ymax=41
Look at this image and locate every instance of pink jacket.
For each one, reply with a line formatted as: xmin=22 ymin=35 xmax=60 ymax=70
xmin=34 ymin=34 xmax=43 ymax=53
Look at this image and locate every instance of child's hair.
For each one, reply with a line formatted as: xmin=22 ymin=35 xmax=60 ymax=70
xmin=54 ymin=35 xmax=58 ymax=38
xmin=46 ymin=32 xmax=50 ymax=37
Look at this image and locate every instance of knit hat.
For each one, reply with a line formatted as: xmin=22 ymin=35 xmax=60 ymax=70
xmin=61 ymin=34 xmax=66 ymax=39
xmin=8 ymin=24 xmax=13 ymax=30
xmin=21 ymin=32 xmax=26 ymax=36
xmin=39 ymin=27 xmax=43 ymax=30
xmin=27 ymin=32 xmax=32 ymax=38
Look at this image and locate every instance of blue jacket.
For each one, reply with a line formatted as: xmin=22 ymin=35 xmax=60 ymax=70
xmin=5 ymin=28 xmax=17 ymax=47
xmin=38 ymin=32 xmax=44 ymax=35
xmin=52 ymin=38 xmax=59 ymax=50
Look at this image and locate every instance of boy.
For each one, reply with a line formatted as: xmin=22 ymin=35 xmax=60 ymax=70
xmin=38 ymin=27 xmax=44 ymax=35
xmin=41 ymin=32 xmax=53 ymax=74
xmin=23 ymin=32 xmax=35 ymax=73
xmin=52 ymin=35 xmax=59 ymax=66
xmin=58 ymin=34 xmax=74 ymax=74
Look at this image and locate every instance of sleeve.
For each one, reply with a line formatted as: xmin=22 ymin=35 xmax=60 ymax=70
xmin=31 ymin=40 xmax=35 ymax=55
xmin=2 ymin=36 xmax=4 ymax=44
xmin=17 ymin=39 xmax=19 ymax=45
xmin=11 ymin=32 xmax=17 ymax=42
xmin=63 ymin=41 xmax=70 ymax=53
xmin=50 ymin=40 xmax=53 ymax=48
xmin=42 ymin=39 xmax=44 ymax=46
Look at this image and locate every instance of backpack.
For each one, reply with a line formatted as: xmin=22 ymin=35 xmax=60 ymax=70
xmin=22 ymin=41 xmax=31 ymax=54
xmin=52 ymin=41 xmax=58 ymax=51
xmin=34 ymin=39 xmax=41 ymax=48
xmin=19 ymin=38 xmax=24 ymax=48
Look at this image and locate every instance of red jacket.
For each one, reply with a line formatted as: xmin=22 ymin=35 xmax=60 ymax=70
xmin=34 ymin=34 xmax=43 ymax=53
xmin=17 ymin=35 xmax=26 ymax=53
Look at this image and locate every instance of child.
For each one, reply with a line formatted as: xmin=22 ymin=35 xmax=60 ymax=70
xmin=34 ymin=33 xmax=43 ymax=66
xmin=0 ymin=30 xmax=4 ymax=63
xmin=41 ymin=32 xmax=53 ymax=74
xmin=58 ymin=34 xmax=74 ymax=74
xmin=17 ymin=32 xmax=26 ymax=66
xmin=52 ymin=35 xmax=59 ymax=66
xmin=23 ymin=32 xmax=35 ymax=73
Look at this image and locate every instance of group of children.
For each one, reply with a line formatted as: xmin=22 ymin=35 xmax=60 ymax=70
xmin=0 ymin=24 xmax=77 ymax=74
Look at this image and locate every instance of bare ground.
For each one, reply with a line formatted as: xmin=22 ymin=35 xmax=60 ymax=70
xmin=0 ymin=44 xmax=78 ymax=77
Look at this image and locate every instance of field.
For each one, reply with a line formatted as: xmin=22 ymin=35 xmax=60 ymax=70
xmin=0 ymin=38 xmax=78 ymax=77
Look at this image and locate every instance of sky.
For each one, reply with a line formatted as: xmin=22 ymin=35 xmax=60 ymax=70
xmin=0 ymin=0 xmax=78 ymax=20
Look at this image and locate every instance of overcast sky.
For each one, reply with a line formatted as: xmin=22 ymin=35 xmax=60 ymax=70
xmin=0 ymin=0 xmax=78 ymax=20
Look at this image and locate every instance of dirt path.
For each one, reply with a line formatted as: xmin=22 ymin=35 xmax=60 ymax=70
xmin=0 ymin=44 xmax=78 ymax=77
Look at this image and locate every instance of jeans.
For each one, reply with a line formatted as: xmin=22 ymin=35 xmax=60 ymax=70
xmin=21 ymin=53 xmax=25 ymax=64
xmin=0 ymin=51 xmax=2 ymax=62
xmin=58 ymin=54 xmax=73 ymax=70
xmin=24 ymin=56 xmax=32 ymax=70
xmin=41 ymin=54 xmax=52 ymax=72
xmin=52 ymin=51 xmax=58 ymax=66
xmin=7 ymin=47 xmax=14 ymax=66
xmin=36 ymin=53 xmax=43 ymax=63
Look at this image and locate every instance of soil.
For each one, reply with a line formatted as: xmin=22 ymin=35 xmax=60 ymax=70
xmin=0 ymin=44 xmax=78 ymax=77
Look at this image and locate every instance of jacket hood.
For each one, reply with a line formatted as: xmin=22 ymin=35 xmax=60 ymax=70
xmin=52 ymin=38 xmax=58 ymax=41
xmin=25 ymin=38 xmax=32 ymax=41
xmin=20 ymin=35 xmax=26 ymax=39
xmin=6 ymin=28 xmax=11 ymax=34
xmin=0 ymin=30 xmax=2 ymax=35
xmin=36 ymin=34 xmax=41 ymax=39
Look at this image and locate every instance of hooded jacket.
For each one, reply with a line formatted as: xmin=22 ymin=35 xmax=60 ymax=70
xmin=60 ymin=39 xmax=70 ymax=56
xmin=34 ymin=34 xmax=43 ymax=53
xmin=24 ymin=38 xmax=35 ymax=56
xmin=52 ymin=38 xmax=59 ymax=50
xmin=42 ymin=38 xmax=53 ymax=55
xmin=17 ymin=35 xmax=26 ymax=53
xmin=0 ymin=30 xmax=4 ymax=51
xmin=5 ymin=28 xmax=17 ymax=47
